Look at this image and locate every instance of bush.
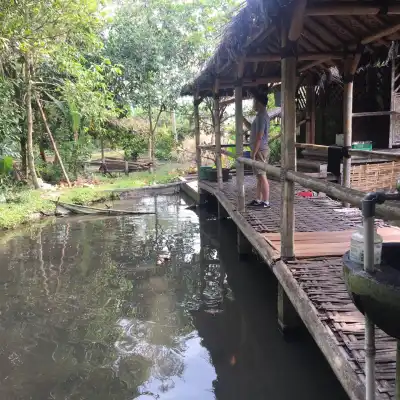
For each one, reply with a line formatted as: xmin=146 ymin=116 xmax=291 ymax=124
xmin=155 ymin=128 xmax=175 ymax=161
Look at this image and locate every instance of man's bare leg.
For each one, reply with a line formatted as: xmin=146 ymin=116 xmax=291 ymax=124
xmin=260 ymin=175 xmax=269 ymax=202
xmin=256 ymin=176 xmax=261 ymax=200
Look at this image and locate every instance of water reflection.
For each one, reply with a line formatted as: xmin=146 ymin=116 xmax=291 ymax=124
xmin=0 ymin=195 xmax=348 ymax=400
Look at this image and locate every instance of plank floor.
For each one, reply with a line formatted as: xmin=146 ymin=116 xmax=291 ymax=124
xmin=262 ymin=227 xmax=400 ymax=258
xmin=195 ymin=176 xmax=398 ymax=400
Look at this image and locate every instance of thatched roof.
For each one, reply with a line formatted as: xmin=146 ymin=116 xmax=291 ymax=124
xmin=182 ymin=0 xmax=400 ymax=98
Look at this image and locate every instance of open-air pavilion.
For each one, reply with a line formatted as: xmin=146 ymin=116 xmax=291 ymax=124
xmin=181 ymin=1 xmax=400 ymax=400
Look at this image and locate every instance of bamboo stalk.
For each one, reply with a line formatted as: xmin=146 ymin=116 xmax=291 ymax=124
xmin=25 ymin=55 xmax=40 ymax=189
xmin=214 ymin=91 xmax=223 ymax=191
xmin=35 ymin=94 xmax=71 ymax=187
xmin=236 ymin=60 xmax=245 ymax=212
xmin=194 ymin=98 xmax=201 ymax=182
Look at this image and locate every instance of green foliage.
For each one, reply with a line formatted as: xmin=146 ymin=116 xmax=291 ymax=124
xmin=0 ymin=157 xmax=13 ymax=175
xmin=155 ymin=128 xmax=176 ymax=161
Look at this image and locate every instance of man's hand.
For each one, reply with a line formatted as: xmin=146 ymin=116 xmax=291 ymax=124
xmin=252 ymin=151 xmax=257 ymax=160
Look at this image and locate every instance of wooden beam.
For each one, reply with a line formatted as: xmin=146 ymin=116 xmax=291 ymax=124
xmin=288 ymin=0 xmax=307 ymax=41
xmin=305 ymin=4 xmax=400 ymax=16
xmin=353 ymin=111 xmax=398 ymax=118
xmin=299 ymin=24 xmax=400 ymax=74
xmin=245 ymin=52 xmax=343 ymax=63
xmin=362 ymin=23 xmax=400 ymax=45
xmin=235 ymin=58 xmax=245 ymax=212
xmin=206 ymin=76 xmax=281 ymax=91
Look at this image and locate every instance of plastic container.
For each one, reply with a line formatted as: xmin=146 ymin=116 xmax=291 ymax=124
xmin=351 ymin=141 xmax=372 ymax=151
xmin=350 ymin=225 xmax=383 ymax=266
xmin=199 ymin=166 xmax=213 ymax=180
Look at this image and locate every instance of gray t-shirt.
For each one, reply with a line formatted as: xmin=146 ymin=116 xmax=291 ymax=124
xmin=250 ymin=109 xmax=270 ymax=151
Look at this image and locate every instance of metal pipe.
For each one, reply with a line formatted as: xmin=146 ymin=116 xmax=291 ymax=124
xmin=362 ymin=193 xmax=379 ymax=400
xmin=397 ymin=341 xmax=400 ymax=400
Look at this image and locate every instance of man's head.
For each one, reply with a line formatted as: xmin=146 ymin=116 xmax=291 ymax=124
xmin=252 ymin=91 xmax=268 ymax=112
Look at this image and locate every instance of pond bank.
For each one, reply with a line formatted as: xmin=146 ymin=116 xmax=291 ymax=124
xmin=0 ymin=171 xmax=182 ymax=231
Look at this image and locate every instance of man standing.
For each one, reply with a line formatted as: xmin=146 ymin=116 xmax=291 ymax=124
xmin=244 ymin=93 xmax=270 ymax=208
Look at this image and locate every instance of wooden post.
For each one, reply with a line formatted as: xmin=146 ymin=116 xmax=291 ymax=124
xmin=235 ymin=60 xmax=245 ymax=212
xmin=280 ymin=21 xmax=299 ymax=260
xmin=306 ymin=83 xmax=316 ymax=144
xmin=237 ymin=227 xmax=252 ymax=258
xmin=342 ymin=73 xmax=353 ymax=194
xmin=390 ymin=58 xmax=396 ymax=149
xmin=214 ymin=85 xmax=223 ymax=191
xmin=342 ymin=54 xmax=360 ymax=205
xmin=194 ymin=97 xmax=202 ymax=183
xmin=35 ymin=95 xmax=71 ymax=187
xmin=277 ymin=283 xmax=301 ymax=334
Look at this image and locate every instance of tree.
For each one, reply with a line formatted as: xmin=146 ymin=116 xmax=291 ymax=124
xmin=0 ymin=0 xmax=106 ymax=187
xmin=106 ymin=0 xmax=240 ymax=166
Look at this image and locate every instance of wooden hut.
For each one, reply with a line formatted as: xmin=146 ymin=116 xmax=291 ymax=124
xmin=182 ymin=0 xmax=400 ymax=192
xmin=183 ymin=2 xmax=400 ymax=399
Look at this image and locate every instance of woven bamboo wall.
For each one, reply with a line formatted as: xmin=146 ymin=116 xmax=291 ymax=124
xmin=350 ymin=161 xmax=400 ymax=192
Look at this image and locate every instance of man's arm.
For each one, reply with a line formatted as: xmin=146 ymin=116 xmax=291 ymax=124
xmin=252 ymin=114 xmax=266 ymax=158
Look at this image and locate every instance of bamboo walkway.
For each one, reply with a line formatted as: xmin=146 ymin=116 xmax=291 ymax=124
xmin=184 ymin=176 xmax=400 ymax=400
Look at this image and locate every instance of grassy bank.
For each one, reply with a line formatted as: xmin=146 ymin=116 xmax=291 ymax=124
xmin=0 ymin=165 xmax=182 ymax=230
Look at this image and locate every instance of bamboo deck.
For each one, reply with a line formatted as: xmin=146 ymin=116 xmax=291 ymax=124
xmin=184 ymin=176 xmax=399 ymax=400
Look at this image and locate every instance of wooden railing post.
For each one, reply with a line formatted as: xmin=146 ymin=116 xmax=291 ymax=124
xmin=194 ymin=97 xmax=201 ymax=183
xmin=342 ymin=54 xmax=360 ymax=206
xmin=235 ymin=60 xmax=245 ymax=212
xmin=280 ymin=25 xmax=300 ymax=260
xmin=214 ymin=88 xmax=223 ymax=191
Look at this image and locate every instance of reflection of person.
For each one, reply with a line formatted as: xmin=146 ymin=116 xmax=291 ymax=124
xmin=243 ymin=93 xmax=270 ymax=208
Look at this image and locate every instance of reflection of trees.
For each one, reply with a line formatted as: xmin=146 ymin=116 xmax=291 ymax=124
xmin=0 ymin=195 xmax=203 ymax=399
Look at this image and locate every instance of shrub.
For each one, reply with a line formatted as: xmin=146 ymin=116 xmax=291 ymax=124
xmin=155 ymin=127 xmax=175 ymax=161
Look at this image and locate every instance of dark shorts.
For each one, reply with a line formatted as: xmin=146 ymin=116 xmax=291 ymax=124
xmin=252 ymin=149 xmax=270 ymax=176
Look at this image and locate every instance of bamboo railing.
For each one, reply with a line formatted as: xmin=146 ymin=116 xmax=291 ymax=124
xmin=296 ymin=142 xmax=400 ymax=162
xmin=201 ymin=146 xmax=400 ymax=221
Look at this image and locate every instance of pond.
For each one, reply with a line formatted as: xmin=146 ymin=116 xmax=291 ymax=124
xmin=0 ymin=194 xmax=349 ymax=400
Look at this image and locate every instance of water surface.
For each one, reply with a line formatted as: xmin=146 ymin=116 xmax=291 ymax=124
xmin=0 ymin=195 xmax=348 ymax=399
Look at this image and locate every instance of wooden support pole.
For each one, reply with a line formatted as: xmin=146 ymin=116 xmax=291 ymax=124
xmin=390 ymin=58 xmax=396 ymax=149
xmin=342 ymin=76 xmax=353 ymax=195
xmin=237 ymin=227 xmax=252 ymax=258
xmin=280 ymin=22 xmax=299 ymax=260
xmin=342 ymin=54 xmax=360 ymax=204
xmin=305 ymin=84 xmax=316 ymax=144
xmin=194 ymin=97 xmax=202 ymax=182
xmin=214 ymin=83 xmax=223 ymax=191
xmin=277 ymin=283 xmax=301 ymax=334
xmin=235 ymin=59 xmax=245 ymax=212
xmin=35 ymin=94 xmax=71 ymax=187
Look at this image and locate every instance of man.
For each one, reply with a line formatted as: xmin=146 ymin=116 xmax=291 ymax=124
xmin=243 ymin=93 xmax=270 ymax=208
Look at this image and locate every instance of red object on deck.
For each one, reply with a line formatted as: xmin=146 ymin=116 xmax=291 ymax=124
xmin=297 ymin=191 xmax=314 ymax=198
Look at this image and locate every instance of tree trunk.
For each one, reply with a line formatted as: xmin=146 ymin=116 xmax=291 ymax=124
xmin=20 ymin=136 xmax=28 ymax=178
xmin=25 ymin=55 xmax=40 ymax=189
xmin=148 ymin=106 xmax=154 ymax=173
xmin=36 ymin=95 xmax=71 ymax=187
xmin=171 ymin=110 xmax=177 ymax=142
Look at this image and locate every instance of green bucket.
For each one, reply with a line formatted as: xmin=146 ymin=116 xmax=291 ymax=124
xmin=199 ymin=166 xmax=213 ymax=180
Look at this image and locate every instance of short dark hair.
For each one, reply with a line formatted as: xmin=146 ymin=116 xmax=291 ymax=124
xmin=251 ymin=89 xmax=269 ymax=106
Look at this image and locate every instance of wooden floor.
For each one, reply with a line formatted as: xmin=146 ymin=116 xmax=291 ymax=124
xmin=183 ymin=176 xmax=399 ymax=400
